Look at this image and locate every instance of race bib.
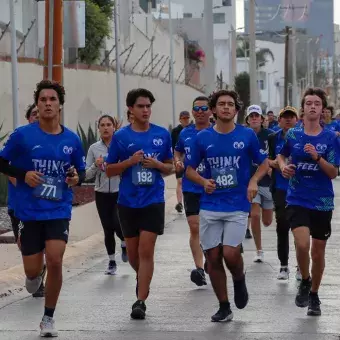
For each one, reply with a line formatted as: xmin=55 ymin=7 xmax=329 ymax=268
xmin=132 ymin=165 xmax=155 ymax=186
xmin=211 ymin=167 xmax=238 ymax=189
xmin=33 ymin=176 xmax=64 ymax=201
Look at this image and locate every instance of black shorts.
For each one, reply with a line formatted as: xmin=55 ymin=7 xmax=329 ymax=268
xmin=20 ymin=219 xmax=70 ymax=256
xmin=8 ymin=209 xmax=20 ymax=242
xmin=183 ymin=192 xmax=201 ymax=217
xmin=117 ymin=203 xmax=165 ymax=238
xmin=286 ymin=205 xmax=332 ymax=241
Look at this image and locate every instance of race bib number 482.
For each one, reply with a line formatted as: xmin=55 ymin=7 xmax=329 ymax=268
xmin=211 ymin=167 xmax=238 ymax=189
xmin=33 ymin=176 xmax=64 ymax=201
xmin=132 ymin=165 xmax=155 ymax=186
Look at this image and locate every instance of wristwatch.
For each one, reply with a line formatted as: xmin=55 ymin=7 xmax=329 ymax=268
xmin=316 ymin=154 xmax=321 ymax=162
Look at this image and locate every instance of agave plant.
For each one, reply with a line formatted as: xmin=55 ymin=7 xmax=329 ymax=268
xmin=77 ymin=123 xmax=98 ymax=156
xmin=0 ymin=121 xmax=9 ymax=143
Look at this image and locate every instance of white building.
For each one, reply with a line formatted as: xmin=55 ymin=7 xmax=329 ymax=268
xmin=153 ymin=0 xmax=237 ymax=85
xmin=237 ymin=40 xmax=285 ymax=114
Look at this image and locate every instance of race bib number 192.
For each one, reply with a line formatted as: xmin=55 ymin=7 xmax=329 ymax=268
xmin=33 ymin=176 xmax=64 ymax=201
xmin=132 ymin=165 xmax=155 ymax=186
xmin=211 ymin=167 xmax=238 ymax=189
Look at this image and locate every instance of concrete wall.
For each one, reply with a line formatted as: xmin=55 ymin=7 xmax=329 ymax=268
xmin=0 ymin=60 xmax=202 ymax=135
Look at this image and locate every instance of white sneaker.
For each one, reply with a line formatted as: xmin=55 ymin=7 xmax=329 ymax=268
xmin=295 ymin=267 xmax=302 ymax=281
xmin=277 ymin=267 xmax=290 ymax=280
xmin=253 ymin=250 xmax=264 ymax=263
xmin=40 ymin=315 xmax=58 ymax=337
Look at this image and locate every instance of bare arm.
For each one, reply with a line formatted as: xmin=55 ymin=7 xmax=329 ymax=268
xmin=250 ymin=159 xmax=269 ymax=184
xmin=106 ymin=159 xmax=134 ymax=177
xmin=186 ymin=165 xmax=206 ymax=186
xmin=8 ymin=176 xmax=16 ymax=186
xmin=316 ymin=157 xmax=338 ymax=179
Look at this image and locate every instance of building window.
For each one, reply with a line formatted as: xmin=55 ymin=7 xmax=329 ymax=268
xmin=257 ymin=79 xmax=265 ymax=90
xmin=184 ymin=12 xmax=192 ymax=18
xmin=222 ymin=0 xmax=231 ymax=5
xmin=213 ymin=13 xmax=225 ymax=24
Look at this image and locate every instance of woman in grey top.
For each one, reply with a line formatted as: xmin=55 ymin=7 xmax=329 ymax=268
xmin=86 ymin=115 xmax=128 ymax=275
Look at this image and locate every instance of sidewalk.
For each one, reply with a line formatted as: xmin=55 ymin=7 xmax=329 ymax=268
xmin=0 ymin=177 xmax=339 ymax=339
xmin=0 ymin=176 xmax=178 ymax=297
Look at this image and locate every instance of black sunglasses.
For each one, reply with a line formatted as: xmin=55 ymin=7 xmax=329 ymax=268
xmin=193 ymin=105 xmax=209 ymax=112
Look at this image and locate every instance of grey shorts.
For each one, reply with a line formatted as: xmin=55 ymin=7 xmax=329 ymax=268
xmin=199 ymin=210 xmax=249 ymax=251
xmin=252 ymin=186 xmax=273 ymax=210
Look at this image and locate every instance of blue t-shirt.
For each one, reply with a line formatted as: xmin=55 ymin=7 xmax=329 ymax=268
xmin=0 ymin=123 xmax=86 ymax=221
xmin=273 ymin=129 xmax=289 ymax=191
xmin=187 ymin=124 xmax=267 ymax=213
xmin=175 ymin=125 xmax=208 ymax=194
xmin=269 ymin=121 xmax=279 ymax=131
xmin=279 ymin=126 xmax=340 ymax=211
xmin=324 ymin=120 xmax=340 ymax=133
xmin=251 ymin=128 xmax=271 ymax=187
xmin=107 ymin=124 xmax=173 ymax=208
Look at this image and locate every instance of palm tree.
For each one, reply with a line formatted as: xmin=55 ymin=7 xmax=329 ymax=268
xmin=236 ymin=39 xmax=274 ymax=68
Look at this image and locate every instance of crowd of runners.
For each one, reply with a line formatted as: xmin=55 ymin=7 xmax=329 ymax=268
xmin=0 ymin=80 xmax=339 ymax=337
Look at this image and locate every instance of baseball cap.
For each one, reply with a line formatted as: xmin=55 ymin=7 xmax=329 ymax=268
xmin=279 ymin=106 xmax=298 ymax=118
xmin=246 ymin=105 xmax=263 ymax=117
xmin=179 ymin=111 xmax=190 ymax=118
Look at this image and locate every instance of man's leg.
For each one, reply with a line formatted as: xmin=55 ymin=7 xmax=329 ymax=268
xmin=273 ymin=190 xmax=290 ymax=280
xmin=183 ymin=192 xmax=206 ymax=286
xmin=175 ymin=176 xmax=183 ymax=213
xmin=307 ymin=210 xmax=332 ymax=316
xmin=200 ymin=210 xmax=232 ymax=322
xmin=222 ymin=212 xmax=249 ymax=310
xmin=137 ymin=231 xmax=157 ymax=301
xmin=288 ymin=205 xmax=312 ymax=308
xmin=250 ymin=201 xmax=263 ymax=262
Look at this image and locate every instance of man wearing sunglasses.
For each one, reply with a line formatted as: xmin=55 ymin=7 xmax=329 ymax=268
xmin=174 ymin=97 xmax=211 ymax=286
xmin=171 ymin=111 xmax=191 ymax=213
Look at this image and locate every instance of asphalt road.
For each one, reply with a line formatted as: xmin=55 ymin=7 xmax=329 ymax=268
xmin=0 ymin=180 xmax=340 ymax=339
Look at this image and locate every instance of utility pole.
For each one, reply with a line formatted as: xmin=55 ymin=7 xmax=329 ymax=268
xmin=114 ymin=0 xmax=122 ymax=120
xmin=291 ymin=26 xmax=298 ymax=108
xmin=43 ymin=0 xmax=63 ymax=83
xmin=229 ymin=26 xmax=237 ymax=90
xmin=203 ymin=0 xmax=215 ymax=95
xmin=284 ymin=26 xmax=290 ymax=106
xmin=248 ymin=0 xmax=258 ymax=104
xmin=9 ymin=0 xmax=20 ymax=128
xmin=168 ymin=0 xmax=176 ymax=128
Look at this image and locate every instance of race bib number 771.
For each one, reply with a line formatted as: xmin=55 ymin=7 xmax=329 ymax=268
xmin=33 ymin=176 xmax=64 ymax=201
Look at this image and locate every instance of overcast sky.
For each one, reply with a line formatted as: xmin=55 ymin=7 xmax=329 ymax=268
xmin=236 ymin=0 xmax=340 ymax=30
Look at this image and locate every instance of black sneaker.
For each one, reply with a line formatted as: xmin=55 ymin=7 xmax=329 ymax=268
xmin=245 ymin=228 xmax=252 ymax=239
xmin=131 ymin=300 xmax=146 ymax=320
xmin=175 ymin=202 xmax=183 ymax=213
xmin=295 ymin=277 xmax=312 ymax=308
xmin=233 ymin=275 xmax=249 ymax=309
xmin=190 ymin=268 xmax=207 ymax=286
xmin=32 ymin=282 xmax=45 ymax=298
xmin=211 ymin=302 xmax=233 ymax=322
xmin=307 ymin=293 xmax=321 ymax=316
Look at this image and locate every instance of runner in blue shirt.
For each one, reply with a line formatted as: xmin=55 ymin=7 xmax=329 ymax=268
xmin=268 ymin=106 xmax=298 ymax=280
xmin=322 ymin=105 xmax=340 ymax=135
xmin=106 ymin=88 xmax=173 ymax=320
xmin=174 ymin=95 xmax=210 ymax=287
xmin=278 ymin=88 xmax=340 ymax=317
xmin=0 ymin=80 xmax=86 ymax=337
xmin=267 ymin=110 xmax=280 ymax=131
xmin=245 ymin=104 xmax=274 ymax=263
xmin=186 ymin=90 xmax=269 ymax=322
xmin=7 ymin=103 xmax=47 ymax=298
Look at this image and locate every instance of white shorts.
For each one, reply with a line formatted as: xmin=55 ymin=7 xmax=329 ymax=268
xmin=199 ymin=210 xmax=249 ymax=251
xmin=252 ymin=186 xmax=273 ymax=210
